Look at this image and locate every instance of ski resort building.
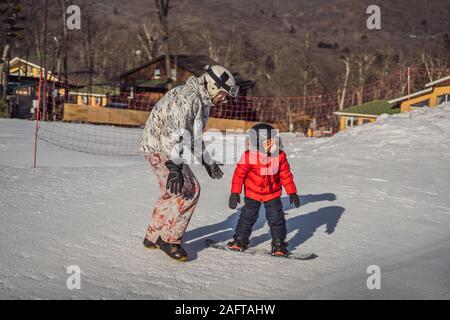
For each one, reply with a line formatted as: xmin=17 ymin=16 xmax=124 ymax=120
xmin=68 ymin=92 xmax=108 ymax=108
xmin=9 ymin=57 xmax=64 ymax=84
xmin=388 ymin=75 xmax=450 ymax=112
xmin=334 ymin=100 xmax=400 ymax=131
xmin=7 ymin=58 xmax=80 ymax=119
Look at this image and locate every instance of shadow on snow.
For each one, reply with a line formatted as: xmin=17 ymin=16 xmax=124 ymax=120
xmin=183 ymin=193 xmax=344 ymax=261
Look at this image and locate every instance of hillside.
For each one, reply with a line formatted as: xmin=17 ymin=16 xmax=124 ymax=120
xmin=16 ymin=0 xmax=450 ymax=95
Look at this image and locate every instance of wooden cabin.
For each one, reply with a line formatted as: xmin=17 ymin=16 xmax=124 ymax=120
xmin=118 ymin=55 xmax=255 ymax=98
xmin=7 ymin=57 xmax=81 ymax=119
xmin=9 ymin=57 xmax=67 ymax=84
xmin=388 ymin=75 xmax=450 ymax=112
xmin=7 ymin=56 xmax=82 ymax=99
xmin=334 ymin=100 xmax=400 ymax=131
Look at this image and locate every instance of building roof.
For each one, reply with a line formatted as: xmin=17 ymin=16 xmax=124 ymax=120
xmin=425 ymin=74 xmax=450 ymax=88
xmin=9 ymin=57 xmax=81 ymax=88
xmin=387 ymin=88 xmax=433 ymax=104
xmin=10 ymin=57 xmax=43 ymax=71
xmin=174 ymin=55 xmax=217 ymax=77
xmin=134 ymin=79 xmax=185 ymax=88
xmin=118 ymin=55 xmax=255 ymax=90
xmin=68 ymin=92 xmax=107 ymax=97
xmin=334 ymin=100 xmax=400 ymax=117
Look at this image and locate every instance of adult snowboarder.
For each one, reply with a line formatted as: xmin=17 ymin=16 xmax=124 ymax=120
xmin=140 ymin=65 xmax=239 ymax=262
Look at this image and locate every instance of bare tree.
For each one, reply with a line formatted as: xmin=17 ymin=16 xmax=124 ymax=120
xmin=197 ymin=28 xmax=234 ymax=66
xmin=1 ymin=43 xmax=10 ymax=102
xmin=155 ymin=0 xmax=171 ymax=89
xmin=57 ymin=0 xmax=70 ymax=99
xmin=338 ymin=55 xmax=351 ymax=111
xmin=199 ymin=29 xmax=220 ymax=62
xmin=421 ymin=49 xmax=449 ymax=82
xmin=135 ymin=20 xmax=161 ymax=61
xmin=299 ymin=34 xmax=318 ymax=104
xmin=81 ymin=8 xmax=97 ymax=94
xmin=354 ymin=53 xmax=376 ymax=105
xmin=0 ymin=0 xmax=25 ymax=115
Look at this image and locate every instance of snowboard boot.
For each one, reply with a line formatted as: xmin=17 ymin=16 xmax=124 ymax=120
xmin=143 ymin=237 xmax=157 ymax=249
xmin=227 ymin=236 xmax=249 ymax=251
xmin=271 ymin=238 xmax=289 ymax=257
xmin=155 ymin=237 xmax=188 ymax=262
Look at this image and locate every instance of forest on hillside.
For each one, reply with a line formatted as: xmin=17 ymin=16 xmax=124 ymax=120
xmin=1 ymin=0 xmax=450 ymax=98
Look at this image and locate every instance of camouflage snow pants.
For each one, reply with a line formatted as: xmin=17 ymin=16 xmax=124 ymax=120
xmin=144 ymin=153 xmax=201 ymax=244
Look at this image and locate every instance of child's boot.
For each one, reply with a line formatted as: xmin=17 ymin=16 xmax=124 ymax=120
xmin=227 ymin=236 xmax=249 ymax=251
xmin=271 ymin=238 xmax=289 ymax=257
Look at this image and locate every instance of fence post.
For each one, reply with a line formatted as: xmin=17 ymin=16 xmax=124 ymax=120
xmin=33 ymin=71 xmax=43 ymax=168
xmin=407 ymin=67 xmax=411 ymax=99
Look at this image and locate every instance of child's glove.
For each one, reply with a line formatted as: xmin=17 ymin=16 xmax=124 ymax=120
xmin=289 ymin=194 xmax=301 ymax=208
xmin=229 ymin=193 xmax=240 ymax=209
xmin=165 ymin=160 xmax=184 ymax=195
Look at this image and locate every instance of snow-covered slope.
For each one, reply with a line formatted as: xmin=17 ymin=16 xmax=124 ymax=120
xmin=1 ymin=104 xmax=450 ymax=299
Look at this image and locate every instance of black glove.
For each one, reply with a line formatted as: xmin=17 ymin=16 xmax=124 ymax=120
xmin=289 ymin=194 xmax=301 ymax=208
xmin=165 ymin=160 xmax=184 ymax=195
xmin=229 ymin=193 xmax=240 ymax=209
xmin=203 ymin=159 xmax=224 ymax=179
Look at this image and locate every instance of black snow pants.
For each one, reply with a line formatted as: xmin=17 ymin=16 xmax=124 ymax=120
xmin=234 ymin=197 xmax=287 ymax=241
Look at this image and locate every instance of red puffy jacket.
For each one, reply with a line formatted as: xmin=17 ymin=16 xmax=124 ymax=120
xmin=231 ymin=150 xmax=297 ymax=202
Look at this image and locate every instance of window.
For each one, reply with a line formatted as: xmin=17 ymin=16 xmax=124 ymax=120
xmin=82 ymin=96 xmax=89 ymax=105
xmin=345 ymin=116 xmax=358 ymax=128
xmin=410 ymin=99 xmax=429 ymax=108
xmin=10 ymin=67 xmax=19 ymax=76
xmin=362 ymin=119 xmax=372 ymax=124
xmin=95 ymin=97 xmax=103 ymax=106
xmin=171 ymin=68 xmax=177 ymax=80
xmin=154 ymin=68 xmax=161 ymax=79
xmin=17 ymin=87 xmax=29 ymax=95
xmin=437 ymin=94 xmax=450 ymax=105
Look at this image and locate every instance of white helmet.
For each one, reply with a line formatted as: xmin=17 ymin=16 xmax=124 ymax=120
xmin=202 ymin=65 xmax=239 ymax=98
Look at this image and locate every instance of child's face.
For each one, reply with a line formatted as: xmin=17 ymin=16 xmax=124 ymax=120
xmin=263 ymin=138 xmax=275 ymax=153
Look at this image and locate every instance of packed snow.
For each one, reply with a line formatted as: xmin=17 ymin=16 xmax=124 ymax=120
xmin=1 ymin=104 xmax=450 ymax=299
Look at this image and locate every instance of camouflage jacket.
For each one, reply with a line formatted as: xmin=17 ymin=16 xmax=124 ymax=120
xmin=139 ymin=76 xmax=214 ymax=164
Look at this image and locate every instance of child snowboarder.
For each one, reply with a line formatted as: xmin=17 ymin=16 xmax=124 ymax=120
xmin=227 ymin=123 xmax=301 ymax=256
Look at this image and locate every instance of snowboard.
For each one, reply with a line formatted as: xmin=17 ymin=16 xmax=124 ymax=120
xmin=205 ymin=239 xmax=317 ymax=260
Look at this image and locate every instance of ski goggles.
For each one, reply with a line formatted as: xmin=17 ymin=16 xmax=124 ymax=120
xmin=228 ymin=85 xmax=240 ymax=98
